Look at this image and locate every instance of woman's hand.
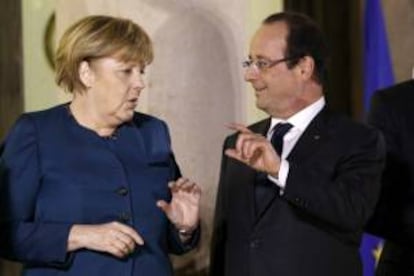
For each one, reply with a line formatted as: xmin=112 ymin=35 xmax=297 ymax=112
xmin=68 ymin=221 xmax=144 ymax=258
xmin=157 ymin=177 xmax=201 ymax=237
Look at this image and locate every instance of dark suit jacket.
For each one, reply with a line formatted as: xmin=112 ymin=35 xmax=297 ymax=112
xmin=0 ymin=104 xmax=198 ymax=276
xmin=366 ymin=80 xmax=414 ymax=275
xmin=210 ymin=107 xmax=385 ymax=276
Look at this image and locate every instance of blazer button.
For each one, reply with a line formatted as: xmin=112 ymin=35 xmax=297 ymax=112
xmin=116 ymin=187 xmax=128 ymax=196
xmin=249 ymin=239 xmax=261 ymax=249
xmin=294 ymin=197 xmax=303 ymax=205
xmin=119 ymin=212 xmax=131 ymax=223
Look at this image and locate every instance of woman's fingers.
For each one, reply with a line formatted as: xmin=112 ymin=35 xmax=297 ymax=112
xmin=112 ymin=229 xmax=136 ymax=253
xmin=112 ymin=221 xmax=144 ymax=246
xmin=68 ymin=222 xmax=144 ymax=258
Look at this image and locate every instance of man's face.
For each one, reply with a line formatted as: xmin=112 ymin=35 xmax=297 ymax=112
xmin=245 ymin=22 xmax=303 ymax=118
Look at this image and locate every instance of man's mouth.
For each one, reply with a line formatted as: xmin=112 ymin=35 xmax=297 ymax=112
xmin=254 ymin=86 xmax=267 ymax=94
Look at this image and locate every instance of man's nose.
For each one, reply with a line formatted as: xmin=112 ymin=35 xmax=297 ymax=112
xmin=244 ymin=66 xmax=259 ymax=82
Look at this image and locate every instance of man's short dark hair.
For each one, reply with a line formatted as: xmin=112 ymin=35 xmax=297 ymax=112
xmin=263 ymin=12 xmax=329 ymax=85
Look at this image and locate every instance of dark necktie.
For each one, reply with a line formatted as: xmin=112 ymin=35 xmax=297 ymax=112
xmin=271 ymin=123 xmax=293 ymax=156
xmin=254 ymin=122 xmax=293 ymax=216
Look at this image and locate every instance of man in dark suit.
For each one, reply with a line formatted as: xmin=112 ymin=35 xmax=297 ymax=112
xmin=365 ymin=79 xmax=414 ymax=275
xmin=209 ymin=12 xmax=385 ymax=276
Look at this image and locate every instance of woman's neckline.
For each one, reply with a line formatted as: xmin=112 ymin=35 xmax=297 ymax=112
xmin=65 ymin=103 xmax=119 ymax=138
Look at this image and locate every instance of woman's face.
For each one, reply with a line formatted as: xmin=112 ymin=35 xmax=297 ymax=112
xmin=85 ymin=56 xmax=146 ymax=125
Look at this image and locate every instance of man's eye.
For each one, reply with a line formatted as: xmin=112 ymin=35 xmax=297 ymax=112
xmin=256 ymin=60 xmax=269 ymax=69
xmin=123 ymin=68 xmax=132 ymax=74
xmin=140 ymin=68 xmax=146 ymax=75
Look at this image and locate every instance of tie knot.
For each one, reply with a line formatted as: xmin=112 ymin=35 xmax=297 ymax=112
xmin=272 ymin=122 xmax=293 ymax=137
xmin=270 ymin=123 xmax=293 ymax=156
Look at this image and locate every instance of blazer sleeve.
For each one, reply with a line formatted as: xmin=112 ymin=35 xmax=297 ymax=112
xmin=365 ymin=91 xmax=412 ymax=244
xmin=0 ymin=115 xmax=73 ymax=266
xmin=282 ymin=124 xmax=386 ymax=233
xmin=157 ymin=121 xmax=200 ymax=254
xmin=166 ymin=152 xmax=201 ymax=255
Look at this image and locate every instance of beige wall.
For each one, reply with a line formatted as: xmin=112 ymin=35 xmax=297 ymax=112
xmin=23 ymin=0 xmax=283 ymax=119
xmin=33 ymin=1 xmax=414 ymax=274
xmin=54 ymin=0 xmax=283 ymax=272
xmin=54 ymin=0 xmax=282 ymax=123
xmin=19 ymin=0 xmax=284 ymax=271
xmin=16 ymin=0 xmax=414 ymax=274
xmin=23 ymin=0 xmax=58 ymax=111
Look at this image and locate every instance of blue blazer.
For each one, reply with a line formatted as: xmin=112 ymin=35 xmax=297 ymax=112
xmin=0 ymin=104 xmax=198 ymax=275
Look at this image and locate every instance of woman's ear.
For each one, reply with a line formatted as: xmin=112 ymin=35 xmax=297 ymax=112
xmin=78 ymin=60 xmax=94 ymax=88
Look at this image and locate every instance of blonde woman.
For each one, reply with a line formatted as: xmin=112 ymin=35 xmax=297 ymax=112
xmin=0 ymin=15 xmax=200 ymax=276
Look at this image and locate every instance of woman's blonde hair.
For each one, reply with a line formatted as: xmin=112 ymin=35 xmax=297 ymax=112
xmin=55 ymin=15 xmax=153 ymax=93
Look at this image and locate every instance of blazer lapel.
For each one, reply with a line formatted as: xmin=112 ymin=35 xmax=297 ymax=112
xmin=287 ymin=107 xmax=330 ymax=162
xmin=252 ymin=109 xmax=331 ymax=228
xmin=247 ymin=119 xmax=273 ymax=225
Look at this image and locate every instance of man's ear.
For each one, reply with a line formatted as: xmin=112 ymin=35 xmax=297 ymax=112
xmin=78 ymin=60 xmax=94 ymax=88
xmin=296 ymin=56 xmax=315 ymax=81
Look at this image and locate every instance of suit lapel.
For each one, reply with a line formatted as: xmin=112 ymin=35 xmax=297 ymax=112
xmin=287 ymin=107 xmax=330 ymax=163
xmin=247 ymin=119 xmax=272 ymax=225
xmin=252 ymin=108 xmax=331 ymax=228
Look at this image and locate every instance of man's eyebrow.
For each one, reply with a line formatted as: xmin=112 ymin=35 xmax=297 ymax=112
xmin=249 ymin=54 xmax=271 ymax=60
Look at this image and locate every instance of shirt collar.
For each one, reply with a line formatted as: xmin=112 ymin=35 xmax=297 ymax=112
xmin=269 ymin=96 xmax=325 ymax=134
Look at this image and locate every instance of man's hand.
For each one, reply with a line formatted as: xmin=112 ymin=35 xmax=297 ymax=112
xmin=225 ymin=123 xmax=281 ymax=176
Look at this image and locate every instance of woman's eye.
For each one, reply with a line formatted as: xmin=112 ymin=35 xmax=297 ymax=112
xmin=140 ymin=68 xmax=146 ymax=75
xmin=123 ymin=68 xmax=133 ymax=74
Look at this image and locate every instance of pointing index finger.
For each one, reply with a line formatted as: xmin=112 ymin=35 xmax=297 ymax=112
xmin=226 ymin=123 xmax=253 ymax=134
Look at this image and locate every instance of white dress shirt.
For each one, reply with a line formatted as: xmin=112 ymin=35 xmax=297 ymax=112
xmin=267 ymin=96 xmax=326 ymax=193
